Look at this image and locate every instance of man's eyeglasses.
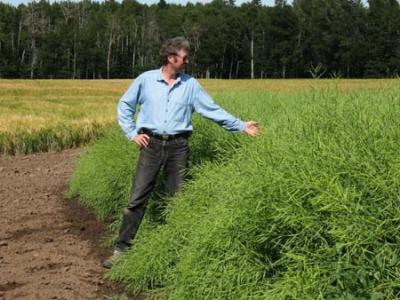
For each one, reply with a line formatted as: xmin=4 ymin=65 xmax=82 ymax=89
xmin=174 ymin=54 xmax=189 ymax=62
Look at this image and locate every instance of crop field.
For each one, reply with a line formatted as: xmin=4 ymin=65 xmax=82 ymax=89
xmin=64 ymin=79 xmax=400 ymax=299
xmin=0 ymin=79 xmax=396 ymax=155
xmin=0 ymin=80 xmax=121 ymax=154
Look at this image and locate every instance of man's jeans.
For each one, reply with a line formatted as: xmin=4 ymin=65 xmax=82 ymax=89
xmin=116 ymin=136 xmax=189 ymax=251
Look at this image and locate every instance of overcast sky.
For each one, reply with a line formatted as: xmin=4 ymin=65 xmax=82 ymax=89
xmin=1 ymin=0 xmax=369 ymax=7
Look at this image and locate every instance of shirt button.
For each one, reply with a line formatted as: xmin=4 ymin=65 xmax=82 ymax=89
xmin=164 ymin=121 xmax=167 ymax=123
xmin=166 ymin=109 xmax=168 ymax=112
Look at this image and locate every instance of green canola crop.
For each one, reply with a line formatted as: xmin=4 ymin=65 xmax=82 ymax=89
xmin=69 ymin=84 xmax=400 ymax=299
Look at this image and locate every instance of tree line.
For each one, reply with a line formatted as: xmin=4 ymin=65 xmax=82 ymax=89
xmin=0 ymin=0 xmax=399 ymax=79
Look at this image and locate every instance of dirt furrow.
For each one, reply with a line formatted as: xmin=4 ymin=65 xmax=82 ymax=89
xmin=0 ymin=149 xmax=133 ymax=300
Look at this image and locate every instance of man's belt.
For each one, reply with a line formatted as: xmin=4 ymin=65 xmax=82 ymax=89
xmin=139 ymin=128 xmax=191 ymax=141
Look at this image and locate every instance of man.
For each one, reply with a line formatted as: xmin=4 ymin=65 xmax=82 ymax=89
xmin=103 ymin=37 xmax=259 ymax=268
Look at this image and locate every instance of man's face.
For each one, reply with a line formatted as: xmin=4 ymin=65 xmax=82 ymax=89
xmin=168 ymin=48 xmax=189 ymax=72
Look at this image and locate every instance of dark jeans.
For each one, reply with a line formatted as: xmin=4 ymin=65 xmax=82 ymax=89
xmin=116 ymin=136 xmax=189 ymax=251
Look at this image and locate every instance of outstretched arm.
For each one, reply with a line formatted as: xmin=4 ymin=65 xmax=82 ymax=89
xmin=193 ymin=81 xmax=260 ymax=137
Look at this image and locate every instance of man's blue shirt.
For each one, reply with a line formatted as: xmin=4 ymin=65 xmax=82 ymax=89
xmin=117 ymin=67 xmax=245 ymax=140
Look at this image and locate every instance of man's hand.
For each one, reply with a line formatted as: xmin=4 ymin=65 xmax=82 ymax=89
xmin=133 ymin=134 xmax=150 ymax=148
xmin=244 ymin=121 xmax=260 ymax=137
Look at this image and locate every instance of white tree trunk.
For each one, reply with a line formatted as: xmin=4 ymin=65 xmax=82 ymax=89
xmin=229 ymin=56 xmax=234 ymax=79
xmin=30 ymin=39 xmax=37 ymax=79
xmin=17 ymin=20 xmax=22 ymax=49
xmin=236 ymin=60 xmax=241 ymax=78
xmin=10 ymin=32 xmax=15 ymax=54
xmin=107 ymin=32 xmax=113 ymax=79
xmin=20 ymin=49 xmax=25 ymax=64
xmin=132 ymin=46 xmax=136 ymax=76
xmin=250 ymin=32 xmax=254 ymax=79
xmin=73 ymin=39 xmax=77 ymax=79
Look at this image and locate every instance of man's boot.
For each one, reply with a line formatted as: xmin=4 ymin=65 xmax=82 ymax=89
xmin=103 ymin=249 xmax=123 ymax=269
xmin=102 ymin=208 xmax=137 ymax=269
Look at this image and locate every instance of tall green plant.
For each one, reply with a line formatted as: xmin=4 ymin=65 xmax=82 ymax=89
xmin=308 ymin=63 xmax=326 ymax=79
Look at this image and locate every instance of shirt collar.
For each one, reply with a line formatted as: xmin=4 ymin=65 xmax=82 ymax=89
xmin=157 ymin=66 xmax=182 ymax=85
xmin=157 ymin=67 xmax=164 ymax=82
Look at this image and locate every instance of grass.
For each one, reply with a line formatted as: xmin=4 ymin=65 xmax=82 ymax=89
xmin=67 ymin=80 xmax=400 ymax=299
xmin=0 ymin=79 xmax=397 ymax=154
xmin=2 ymin=78 xmax=400 ymax=297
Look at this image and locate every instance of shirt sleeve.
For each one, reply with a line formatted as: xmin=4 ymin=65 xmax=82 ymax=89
xmin=117 ymin=76 xmax=143 ymax=140
xmin=192 ymin=81 xmax=245 ymax=132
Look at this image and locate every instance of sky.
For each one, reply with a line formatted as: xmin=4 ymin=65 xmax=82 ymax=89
xmin=1 ymin=0 xmax=369 ymax=7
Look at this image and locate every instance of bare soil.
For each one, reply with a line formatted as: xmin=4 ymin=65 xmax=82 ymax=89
xmin=0 ymin=149 xmax=140 ymax=300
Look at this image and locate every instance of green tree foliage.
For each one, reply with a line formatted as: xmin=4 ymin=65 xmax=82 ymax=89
xmin=266 ymin=1 xmax=299 ymax=78
xmin=365 ymin=0 xmax=400 ymax=77
xmin=293 ymin=0 xmax=369 ymax=78
xmin=0 ymin=0 xmax=398 ymax=78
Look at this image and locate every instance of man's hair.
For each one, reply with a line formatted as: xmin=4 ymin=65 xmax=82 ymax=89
xmin=160 ymin=37 xmax=190 ymax=65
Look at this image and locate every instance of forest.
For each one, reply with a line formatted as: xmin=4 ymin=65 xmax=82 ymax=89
xmin=0 ymin=0 xmax=399 ymax=79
